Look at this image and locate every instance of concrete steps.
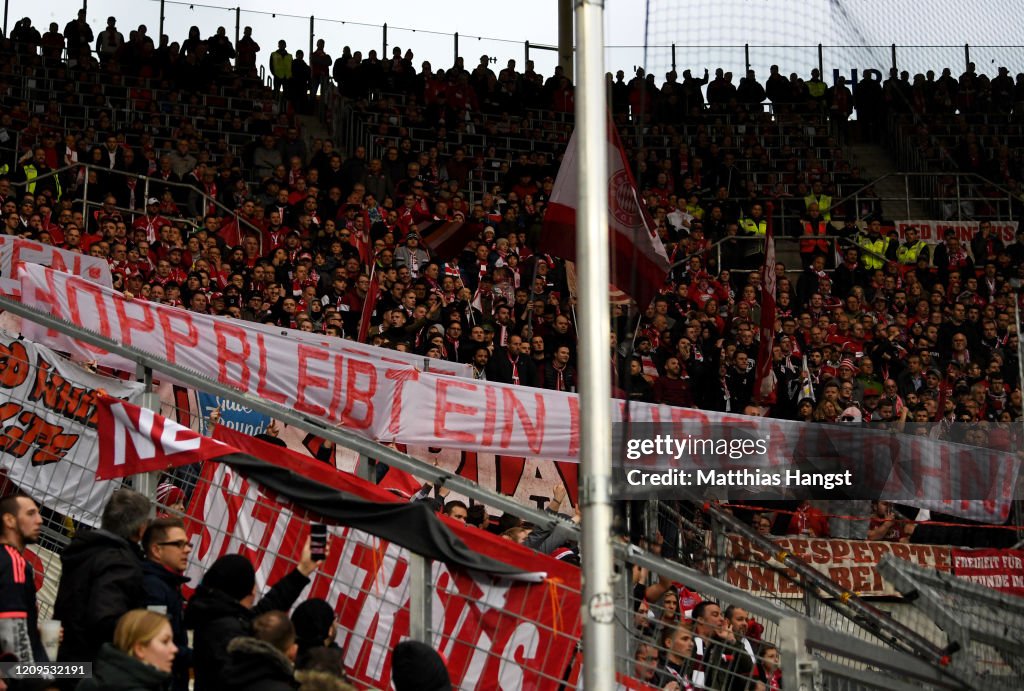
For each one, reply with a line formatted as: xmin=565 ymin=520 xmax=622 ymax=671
xmin=845 ymin=143 xmax=931 ymax=219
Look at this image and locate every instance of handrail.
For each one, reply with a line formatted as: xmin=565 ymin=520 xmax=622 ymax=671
xmin=8 ymin=161 xmax=264 ymax=241
xmin=0 ymin=293 xmax=581 ymax=542
xmin=705 ymin=504 xmax=957 ymax=667
xmin=79 ymin=199 xmax=203 ymax=235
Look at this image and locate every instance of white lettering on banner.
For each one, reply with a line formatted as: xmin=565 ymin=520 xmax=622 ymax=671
xmin=895 ymin=219 xmax=1019 ymax=244
xmin=183 ymin=462 xmax=580 ymax=690
xmin=21 ymin=265 xmax=1019 ymax=524
xmin=108 ymin=403 xmax=203 ymax=470
xmin=0 ymin=237 xmax=112 ymax=297
xmin=0 ymin=331 xmax=142 ymax=524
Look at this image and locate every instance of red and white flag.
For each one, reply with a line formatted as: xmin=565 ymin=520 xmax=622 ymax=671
xmin=96 ymin=395 xmax=235 ymax=479
xmin=540 ymin=124 xmax=671 ymax=308
xmin=754 ymin=203 xmax=777 ymax=406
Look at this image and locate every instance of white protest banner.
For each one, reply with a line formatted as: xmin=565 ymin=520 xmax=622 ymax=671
xmin=234 ymin=316 xmax=473 ymax=378
xmin=0 ymin=236 xmax=112 ymax=297
xmin=0 ymin=330 xmax=142 ymax=523
xmin=19 ymin=266 xmax=1018 ymax=523
xmin=725 ymin=534 xmax=951 ymax=598
xmin=894 ymin=219 xmax=1019 ymax=244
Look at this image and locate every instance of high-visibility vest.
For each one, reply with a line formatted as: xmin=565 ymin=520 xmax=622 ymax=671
xmin=896 ymin=240 xmax=927 ymax=265
xmin=739 ymin=217 xmax=767 ymax=236
xmin=739 ymin=217 xmax=767 ymax=256
xmin=857 ymin=234 xmax=889 ymax=270
xmin=270 ymin=51 xmax=292 ymax=79
xmin=24 ymin=164 xmax=61 ymax=199
xmin=804 ymin=194 xmax=832 ymax=221
xmin=807 ymin=80 xmax=827 ymax=98
xmin=800 ymin=220 xmax=829 ymax=255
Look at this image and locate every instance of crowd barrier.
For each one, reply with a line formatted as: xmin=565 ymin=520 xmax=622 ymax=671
xmin=0 ymin=269 xmax=993 ymax=690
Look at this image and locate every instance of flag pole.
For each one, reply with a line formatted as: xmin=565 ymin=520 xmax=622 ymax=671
xmin=576 ymin=0 xmax=615 ymax=688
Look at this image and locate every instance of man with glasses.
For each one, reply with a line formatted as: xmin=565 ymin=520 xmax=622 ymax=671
xmin=142 ymin=516 xmax=194 ymax=691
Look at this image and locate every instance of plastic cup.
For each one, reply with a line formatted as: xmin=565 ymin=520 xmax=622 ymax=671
xmin=39 ymin=620 xmax=60 ymax=661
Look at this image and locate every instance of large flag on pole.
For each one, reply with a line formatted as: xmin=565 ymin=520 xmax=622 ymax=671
xmin=539 ymin=124 xmax=671 ymax=308
xmin=754 ymin=202 xmax=777 ymax=406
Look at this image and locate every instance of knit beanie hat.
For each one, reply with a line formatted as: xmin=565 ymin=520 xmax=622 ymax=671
xmin=292 ymin=598 xmax=336 ymax=651
xmin=391 ymin=641 xmax=451 ymax=691
xmin=201 ymin=553 xmax=256 ymax=601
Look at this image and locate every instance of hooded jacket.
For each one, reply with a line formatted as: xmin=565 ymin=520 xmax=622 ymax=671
xmin=54 ymin=529 xmax=146 ymax=663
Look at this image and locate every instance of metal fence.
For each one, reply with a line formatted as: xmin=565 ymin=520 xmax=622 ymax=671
xmin=0 ymin=293 xmax=986 ymax=689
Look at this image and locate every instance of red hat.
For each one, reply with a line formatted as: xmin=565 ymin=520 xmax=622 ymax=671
xmin=156 ymin=483 xmax=185 ymax=507
xmin=839 ymin=358 xmax=857 ymax=371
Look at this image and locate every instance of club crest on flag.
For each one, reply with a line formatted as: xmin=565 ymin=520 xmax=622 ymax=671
xmin=610 ymin=169 xmax=640 ymax=226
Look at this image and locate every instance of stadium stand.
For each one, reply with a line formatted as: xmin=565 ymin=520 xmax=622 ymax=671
xmin=0 ymin=8 xmax=1022 ymax=691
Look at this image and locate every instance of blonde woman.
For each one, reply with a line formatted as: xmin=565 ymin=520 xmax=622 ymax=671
xmin=77 ymin=610 xmax=177 ymax=691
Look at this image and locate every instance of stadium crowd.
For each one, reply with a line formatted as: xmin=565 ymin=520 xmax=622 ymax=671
xmin=0 ymin=9 xmax=1023 ymax=691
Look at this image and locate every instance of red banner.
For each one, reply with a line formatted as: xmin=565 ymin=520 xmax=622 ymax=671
xmin=951 ymin=548 xmax=1024 ymax=597
xmin=96 ymin=395 xmax=582 ymax=689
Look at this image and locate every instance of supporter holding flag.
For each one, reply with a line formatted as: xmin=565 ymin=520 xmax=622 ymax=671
xmin=539 ymin=122 xmax=671 ymax=308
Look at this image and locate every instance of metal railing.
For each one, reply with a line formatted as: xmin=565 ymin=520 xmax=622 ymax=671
xmin=0 ymin=291 xmax=982 ymax=689
xmin=8 ymin=161 xmax=264 ymax=243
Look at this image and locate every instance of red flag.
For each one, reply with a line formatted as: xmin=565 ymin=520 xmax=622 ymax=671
xmin=539 ymin=124 xmax=671 ymax=308
xmin=356 ymin=265 xmax=380 ymax=343
xmin=96 ymin=396 xmax=235 ymax=479
xmin=754 ymin=203 xmax=777 ymax=406
xmin=414 ymin=219 xmax=483 ymax=258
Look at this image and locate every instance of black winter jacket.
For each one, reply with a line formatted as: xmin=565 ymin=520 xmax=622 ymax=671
xmin=54 ymin=529 xmax=146 ymax=664
xmin=222 ymin=637 xmax=298 ymax=691
xmin=141 ymin=560 xmax=192 ymax=691
xmin=184 ymin=569 xmax=309 ymax=691
xmin=75 ymin=643 xmax=171 ymax=691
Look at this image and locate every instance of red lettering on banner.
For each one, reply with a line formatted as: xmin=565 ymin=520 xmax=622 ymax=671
xmin=9 ymin=241 xmax=40 ymax=273
xmin=829 ymin=567 xmax=851 ymax=591
xmin=434 ymin=379 xmax=479 ymax=444
xmin=255 ymin=334 xmax=287 ymax=404
xmin=890 ymin=543 xmax=911 ymax=561
xmin=295 ymin=345 xmax=329 ymax=417
xmin=869 ymin=542 xmax=891 ymax=565
xmin=830 ymin=540 xmax=851 ymax=562
xmin=213 ymin=321 xmax=252 ymax=391
xmin=850 ymin=542 xmax=871 ymax=563
xmin=26 ymin=270 xmax=68 ymax=340
xmin=113 ymin=297 xmax=155 ymax=347
xmin=567 ymin=395 xmax=579 ymax=457
xmin=850 ymin=566 xmax=874 ymax=592
xmin=789 ymin=539 xmax=809 ymax=559
xmin=482 ymin=386 xmax=496 ymax=447
xmin=809 ymin=540 xmax=831 ymax=565
xmin=500 ymin=389 xmax=546 ymax=455
xmin=67 ymin=279 xmax=113 ymax=340
xmin=341 ymin=359 xmax=376 ymax=429
xmin=909 ymin=442 xmax=952 ymax=502
xmin=156 ymin=309 xmax=199 ymax=365
xmin=384 ymin=368 xmax=419 ymax=436
xmin=327 ymin=353 xmax=345 ymax=421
